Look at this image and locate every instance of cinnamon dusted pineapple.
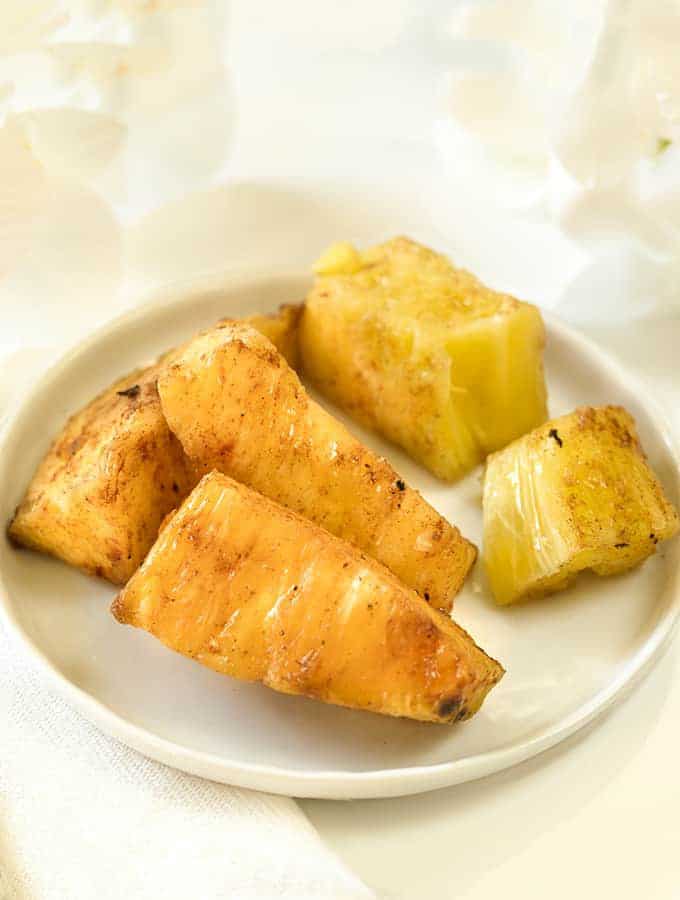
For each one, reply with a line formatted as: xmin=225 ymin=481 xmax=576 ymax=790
xmin=113 ymin=472 xmax=504 ymax=723
xmin=8 ymin=307 xmax=301 ymax=584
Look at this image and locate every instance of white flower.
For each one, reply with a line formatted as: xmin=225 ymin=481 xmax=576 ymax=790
xmin=438 ymin=0 xmax=680 ymax=319
xmin=0 ymin=0 xmax=232 ymax=350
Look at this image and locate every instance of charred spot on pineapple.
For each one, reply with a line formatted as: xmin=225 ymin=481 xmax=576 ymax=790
xmin=117 ymin=384 xmax=140 ymax=399
xmin=395 ymin=479 xmax=406 ymax=491
xmin=548 ymin=428 xmax=563 ymax=448
xmin=614 ymin=543 xmax=629 ymax=549
xmin=6 ymin=518 xmax=21 ymax=547
xmin=437 ymin=696 xmax=463 ymax=720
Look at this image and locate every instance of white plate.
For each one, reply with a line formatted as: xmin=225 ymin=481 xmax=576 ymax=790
xmin=1 ymin=268 xmax=679 ymax=800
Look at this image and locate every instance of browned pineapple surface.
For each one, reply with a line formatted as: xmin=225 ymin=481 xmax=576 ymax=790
xmin=158 ymin=322 xmax=476 ymax=611
xmin=113 ymin=472 xmax=504 ymax=723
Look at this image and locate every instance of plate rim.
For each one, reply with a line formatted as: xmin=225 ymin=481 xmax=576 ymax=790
xmin=1 ymin=265 xmax=679 ymax=800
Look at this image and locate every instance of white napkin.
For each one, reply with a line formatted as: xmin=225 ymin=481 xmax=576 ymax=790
xmin=0 ymin=626 xmax=373 ymax=900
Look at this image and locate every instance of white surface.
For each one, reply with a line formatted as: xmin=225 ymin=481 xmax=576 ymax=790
xmin=1 ymin=270 xmax=678 ymax=803
xmin=303 ymin=638 xmax=680 ymax=900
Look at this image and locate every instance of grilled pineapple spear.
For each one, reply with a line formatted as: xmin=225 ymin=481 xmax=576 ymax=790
xmin=300 ymin=237 xmax=548 ymax=481
xmin=113 ymin=472 xmax=504 ymax=723
xmin=157 ymin=322 xmax=475 ymax=612
xmin=8 ymin=307 xmax=301 ymax=584
xmin=483 ymin=406 xmax=680 ymax=606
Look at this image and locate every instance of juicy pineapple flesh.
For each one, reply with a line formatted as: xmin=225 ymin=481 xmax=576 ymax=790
xmin=483 ymin=406 xmax=680 ymax=606
xmin=301 ymin=237 xmax=548 ymax=481
xmin=113 ymin=472 xmax=504 ymax=723
xmin=157 ymin=322 xmax=475 ymax=612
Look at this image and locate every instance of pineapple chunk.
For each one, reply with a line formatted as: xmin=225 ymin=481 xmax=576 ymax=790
xmin=8 ymin=362 xmax=195 ymax=585
xmin=239 ymin=303 xmax=301 ymax=369
xmin=157 ymin=322 xmax=475 ymax=611
xmin=113 ymin=472 xmax=504 ymax=723
xmin=8 ymin=307 xmax=301 ymax=584
xmin=300 ymin=237 xmax=548 ymax=481
xmin=483 ymin=406 xmax=680 ymax=606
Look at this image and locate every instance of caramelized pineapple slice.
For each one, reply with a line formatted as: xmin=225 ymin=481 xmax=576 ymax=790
xmin=300 ymin=237 xmax=548 ymax=481
xmin=483 ymin=406 xmax=679 ymax=606
xmin=113 ymin=472 xmax=504 ymax=723
xmin=8 ymin=307 xmax=300 ymax=584
xmin=8 ymin=362 xmax=195 ymax=585
xmin=238 ymin=303 xmax=301 ymax=369
xmin=158 ymin=322 xmax=475 ymax=611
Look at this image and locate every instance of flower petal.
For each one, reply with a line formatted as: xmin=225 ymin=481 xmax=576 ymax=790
xmin=0 ymin=119 xmax=49 ymax=276
xmin=0 ymin=175 xmax=123 ymax=343
xmin=0 ymin=1 xmax=68 ymax=54
xmin=16 ymin=108 xmax=126 ymax=179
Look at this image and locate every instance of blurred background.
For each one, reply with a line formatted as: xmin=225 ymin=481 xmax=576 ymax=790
xmin=2 ymin=0 xmax=679 ymax=362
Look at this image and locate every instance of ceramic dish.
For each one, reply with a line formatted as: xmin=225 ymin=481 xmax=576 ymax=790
xmin=1 ymin=268 xmax=678 ymax=799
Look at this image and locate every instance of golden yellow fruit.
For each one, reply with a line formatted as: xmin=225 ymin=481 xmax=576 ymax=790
xmin=157 ymin=321 xmax=475 ymax=611
xmin=8 ymin=307 xmax=301 ymax=584
xmin=238 ymin=303 xmax=301 ymax=369
xmin=113 ymin=472 xmax=504 ymax=723
xmin=300 ymin=236 xmax=548 ymax=481
xmin=483 ymin=406 xmax=680 ymax=606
